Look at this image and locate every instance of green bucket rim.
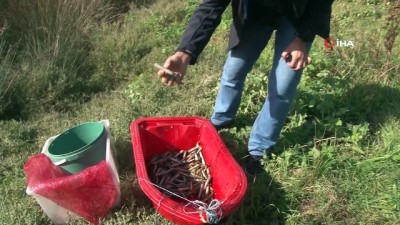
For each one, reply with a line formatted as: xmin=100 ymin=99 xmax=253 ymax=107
xmin=47 ymin=122 xmax=105 ymax=157
xmin=49 ymin=134 xmax=105 ymax=158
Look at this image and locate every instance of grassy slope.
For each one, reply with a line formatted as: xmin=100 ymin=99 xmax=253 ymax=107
xmin=1 ymin=0 xmax=400 ymax=224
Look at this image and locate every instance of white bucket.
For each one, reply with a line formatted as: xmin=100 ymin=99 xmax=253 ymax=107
xmin=26 ymin=119 xmax=120 ymax=225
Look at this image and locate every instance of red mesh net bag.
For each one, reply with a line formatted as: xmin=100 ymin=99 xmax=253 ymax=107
xmin=24 ymin=153 xmax=118 ymax=225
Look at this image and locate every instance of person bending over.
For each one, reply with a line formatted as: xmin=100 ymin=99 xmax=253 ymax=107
xmin=157 ymin=0 xmax=333 ymax=176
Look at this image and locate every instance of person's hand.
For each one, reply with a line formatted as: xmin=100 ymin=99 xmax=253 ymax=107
xmin=281 ymin=37 xmax=311 ymax=71
xmin=157 ymin=52 xmax=191 ymax=86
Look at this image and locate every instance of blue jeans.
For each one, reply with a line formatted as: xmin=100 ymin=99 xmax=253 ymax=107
xmin=211 ymin=18 xmax=313 ymax=157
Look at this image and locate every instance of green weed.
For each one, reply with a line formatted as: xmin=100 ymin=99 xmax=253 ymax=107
xmin=1 ymin=0 xmax=400 ymax=224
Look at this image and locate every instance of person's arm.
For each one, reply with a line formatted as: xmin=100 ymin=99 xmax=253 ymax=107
xmin=281 ymin=0 xmax=333 ymax=71
xmin=177 ymin=0 xmax=231 ymax=65
xmin=158 ymin=0 xmax=231 ymax=86
xmin=296 ymin=0 xmax=334 ymax=42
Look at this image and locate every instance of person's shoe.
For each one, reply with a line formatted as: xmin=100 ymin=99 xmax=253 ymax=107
xmin=211 ymin=121 xmax=234 ymax=131
xmin=244 ymin=155 xmax=263 ymax=176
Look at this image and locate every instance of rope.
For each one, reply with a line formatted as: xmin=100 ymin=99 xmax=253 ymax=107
xmin=138 ymin=178 xmax=223 ymax=224
xmin=153 ymin=194 xmax=165 ymax=225
xmin=183 ymin=199 xmax=223 ymax=224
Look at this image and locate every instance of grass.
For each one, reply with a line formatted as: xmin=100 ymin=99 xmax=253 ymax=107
xmin=1 ymin=0 xmax=400 ymax=224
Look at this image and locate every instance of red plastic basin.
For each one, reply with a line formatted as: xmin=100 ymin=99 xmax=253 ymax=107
xmin=130 ymin=116 xmax=247 ymax=225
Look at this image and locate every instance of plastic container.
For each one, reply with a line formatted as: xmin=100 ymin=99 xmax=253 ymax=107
xmin=26 ymin=120 xmax=121 ymax=225
xmin=130 ymin=116 xmax=247 ymax=225
xmin=47 ymin=122 xmax=107 ymax=174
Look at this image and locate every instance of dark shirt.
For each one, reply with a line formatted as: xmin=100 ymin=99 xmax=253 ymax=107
xmin=249 ymin=0 xmax=286 ymax=27
xmin=177 ymin=0 xmax=333 ymax=65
